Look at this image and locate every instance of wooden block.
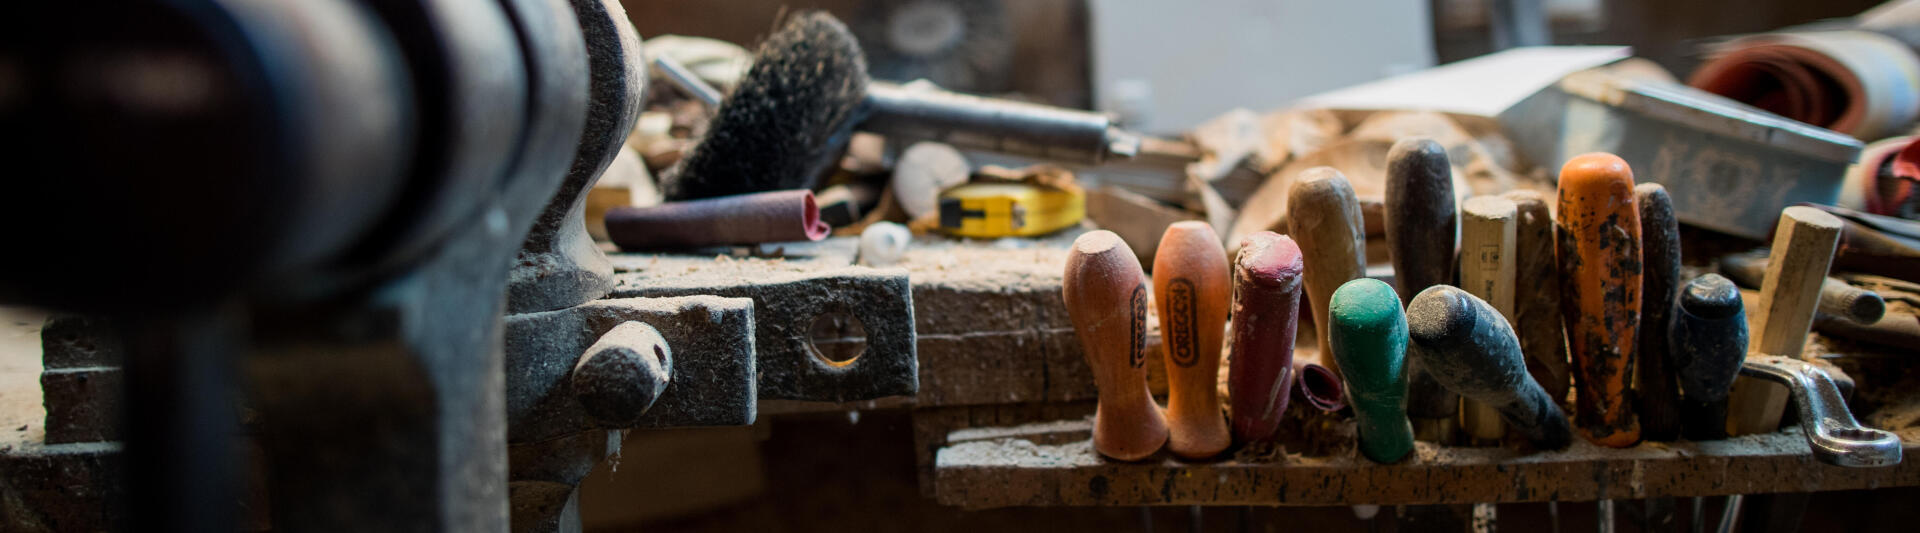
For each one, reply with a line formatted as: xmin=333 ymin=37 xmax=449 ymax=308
xmin=1086 ymin=186 xmax=1200 ymax=266
xmin=1730 ymin=206 xmax=1844 ymax=435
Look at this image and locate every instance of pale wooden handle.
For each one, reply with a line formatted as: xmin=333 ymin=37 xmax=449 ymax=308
xmin=1458 ymin=195 xmax=1518 ymax=442
xmin=1287 ymin=166 xmax=1366 ymax=381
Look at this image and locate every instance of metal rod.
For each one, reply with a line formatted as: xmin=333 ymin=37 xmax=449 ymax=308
xmin=123 ymin=306 xmax=243 ymax=533
xmin=653 ymin=54 xmax=722 ymax=108
xmin=1693 ymin=497 xmax=1706 ymax=533
xmin=1717 ymin=495 xmax=1743 ymax=533
xmin=1598 ymin=499 xmax=1615 ymax=533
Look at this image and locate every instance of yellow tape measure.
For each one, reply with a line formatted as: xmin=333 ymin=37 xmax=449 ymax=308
xmin=936 ymin=181 xmax=1085 ymax=238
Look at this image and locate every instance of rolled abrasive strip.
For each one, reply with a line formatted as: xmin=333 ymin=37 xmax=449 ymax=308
xmin=1329 ymin=278 xmax=1414 ymax=463
xmin=1228 ymin=231 xmax=1304 ymax=444
xmin=1292 ymin=361 xmax=1347 ymax=413
xmin=1407 ymin=285 xmax=1572 ymax=450
xmin=1672 ymin=274 xmax=1748 ymax=441
xmin=605 ymin=189 xmax=831 ymax=250
xmin=1385 ymin=138 xmax=1460 ymax=441
xmin=1636 ymin=183 xmax=1682 ymax=442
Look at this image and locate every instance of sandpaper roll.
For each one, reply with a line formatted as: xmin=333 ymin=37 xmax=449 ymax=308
xmin=1688 ymin=31 xmax=1920 ymax=140
xmin=1556 ymin=153 xmax=1642 ymax=448
xmin=1228 ymin=232 xmax=1304 ymax=444
xmin=1292 ymin=361 xmax=1347 ymax=413
xmin=605 ymin=189 xmax=831 ymax=250
xmin=1636 ymin=184 xmax=1682 ymax=442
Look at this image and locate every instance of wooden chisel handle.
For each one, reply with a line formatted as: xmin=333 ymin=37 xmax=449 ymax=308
xmin=1289 ymin=166 xmax=1367 ymax=381
xmin=1386 ymin=138 xmax=1460 ymax=441
xmin=1636 ymin=183 xmax=1682 ymax=442
xmin=1228 ymin=232 xmax=1304 ymax=444
xmin=1155 ymin=221 xmax=1231 ymax=459
xmin=1555 ymin=152 xmax=1642 ymax=448
xmin=1458 ymin=196 xmax=1517 ymax=443
xmin=1503 ymin=189 xmax=1570 ymax=404
xmin=1064 ymin=230 xmax=1168 ymax=460
xmin=1329 ymin=278 xmax=1414 ymax=463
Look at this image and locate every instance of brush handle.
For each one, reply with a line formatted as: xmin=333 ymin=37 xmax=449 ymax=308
xmin=1728 ymin=206 xmax=1843 ymax=436
xmin=1288 ymin=167 xmax=1367 ymax=382
xmin=1064 ymin=230 xmax=1167 ymax=460
xmin=1503 ymin=190 xmax=1571 ymax=404
xmin=865 ymin=82 xmax=1138 ymax=163
xmin=1458 ymin=196 xmax=1518 ymax=442
xmin=1329 ymin=278 xmax=1414 ymax=463
xmin=1228 ymin=232 xmax=1304 ymax=444
xmin=1154 ymin=222 xmax=1231 ymax=459
xmin=1555 ymin=152 xmax=1643 ymax=448
xmin=1636 ymin=184 xmax=1683 ymax=442
xmin=1407 ymin=286 xmax=1573 ymax=450
xmin=1385 ymin=138 xmax=1460 ymax=441
xmin=1672 ymin=274 xmax=1748 ymax=441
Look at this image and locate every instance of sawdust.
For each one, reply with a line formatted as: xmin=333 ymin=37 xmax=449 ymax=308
xmin=0 ymin=306 xmax=46 ymax=450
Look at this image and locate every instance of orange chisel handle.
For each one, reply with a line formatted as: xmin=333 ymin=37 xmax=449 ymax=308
xmin=1555 ymin=152 xmax=1643 ymax=448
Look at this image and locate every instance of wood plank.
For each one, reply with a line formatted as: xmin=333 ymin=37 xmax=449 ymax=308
xmin=931 ymin=419 xmax=1920 ymax=509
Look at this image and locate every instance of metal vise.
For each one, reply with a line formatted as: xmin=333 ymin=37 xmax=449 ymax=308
xmin=0 ymin=1 xmax=919 ymax=532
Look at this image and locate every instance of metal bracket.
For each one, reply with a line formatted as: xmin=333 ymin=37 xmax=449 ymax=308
xmin=612 ymin=266 xmax=918 ymax=402
xmin=504 ymin=296 xmax=757 ymax=444
xmin=1741 ymin=354 xmax=1902 ymax=467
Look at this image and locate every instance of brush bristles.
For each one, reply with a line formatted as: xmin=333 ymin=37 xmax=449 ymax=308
xmin=660 ymin=11 xmax=869 ymax=201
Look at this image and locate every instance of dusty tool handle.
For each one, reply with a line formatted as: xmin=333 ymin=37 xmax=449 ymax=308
xmin=1064 ymin=230 xmax=1168 ymax=460
xmin=1503 ymin=189 xmax=1570 ymax=404
xmin=1722 ymin=253 xmax=1886 ymax=324
xmin=1636 ymin=183 xmax=1683 ymax=442
xmin=1288 ymin=167 xmax=1367 ymax=381
xmin=1671 ymin=274 xmax=1748 ymax=441
xmin=1329 ymin=278 xmax=1415 ymax=463
xmin=1555 ymin=152 xmax=1643 ymax=448
xmin=1407 ymin=286 xmax=1572 ymax=450
xmin=1228 ymin=232 xmax=1304 ymax=444
xmin=1385 ymin=138 xmax=1460 ymax=437
xmin=1741 ymin=354 xmax=1902 ymax=467
xmin=1154 ymin=221 xmax=1231 ymax=459
xmin=1458 ymin=196 xmax=1518 ymax=442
